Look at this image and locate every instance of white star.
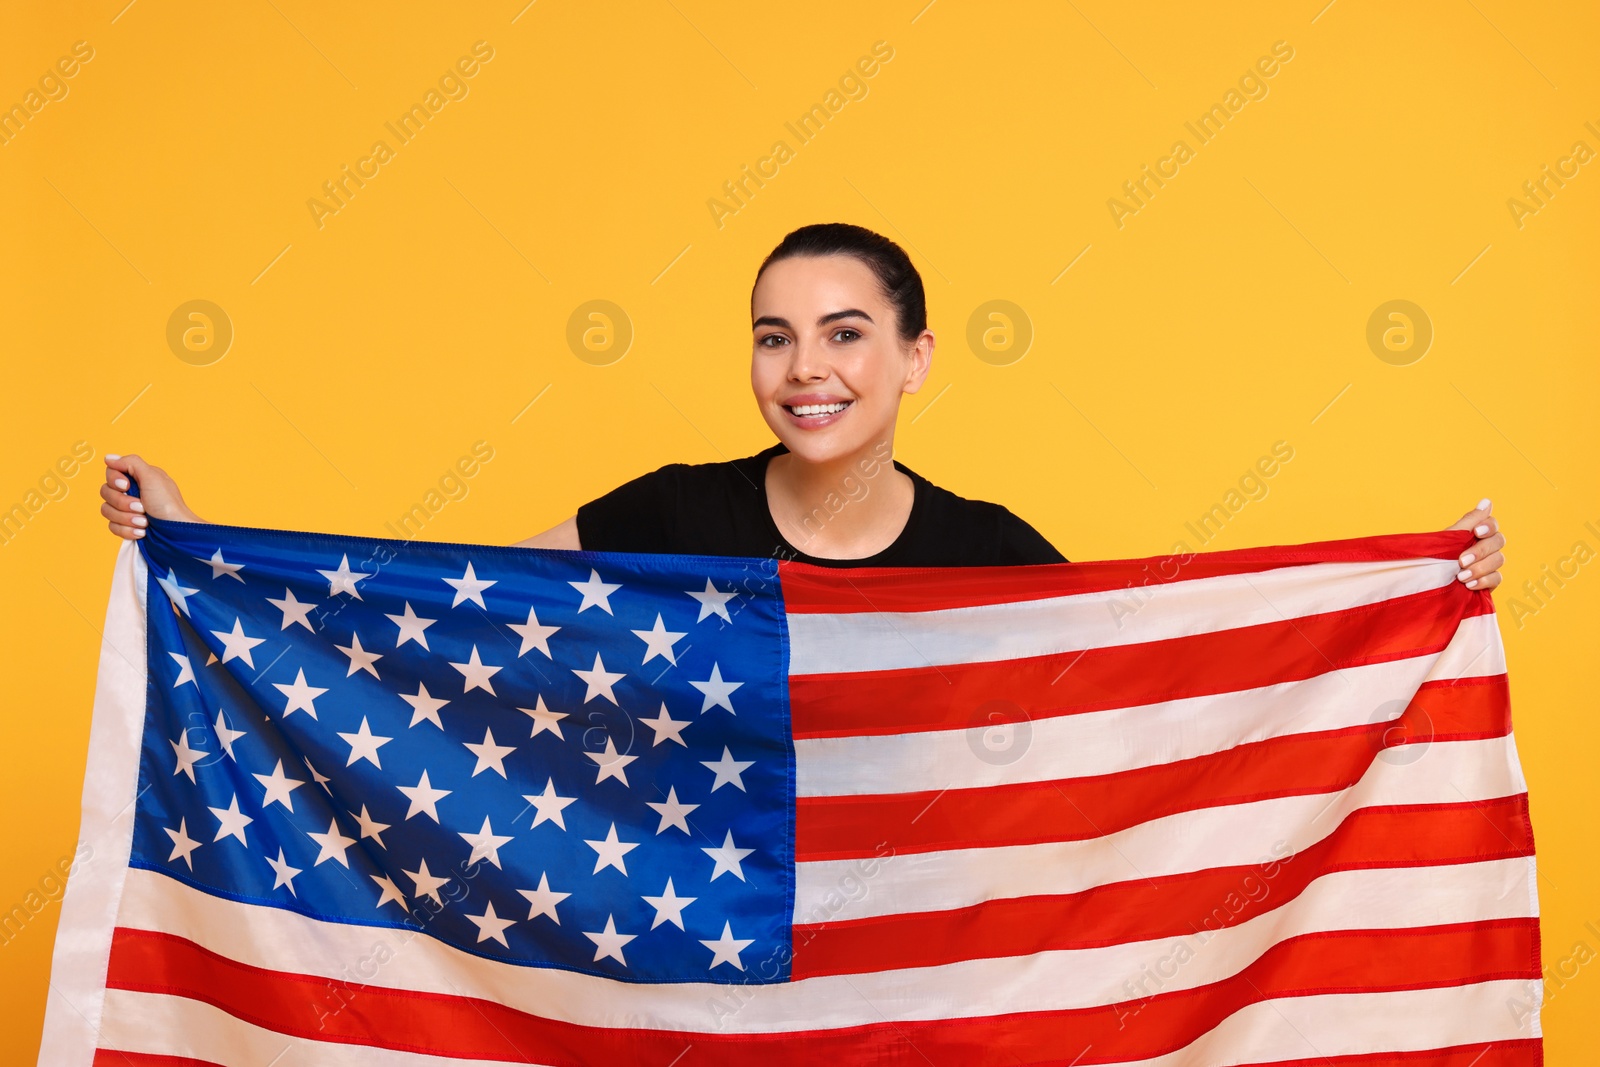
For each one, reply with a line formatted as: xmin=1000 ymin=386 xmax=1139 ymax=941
xmin=466 ymin=900 xmax=517 ymax=947
xmin=197 ymin=548 xmax=246 ymax=581
xmin=639 ymin=702 xmax=690 ymax=747
xmin=207 ymin=794 xmax=253 ymax=846
xmin=450 ymin=645 xmax=503 ymax=695
xmin=267 ymin=587 xmax=316 ymax=631
xmin=403 ymin=857 xmax=450 ymax=905
xmin=700 ymin=921 xmax=755 ymax=971
xmin=572 ymin=652 xmax=625 ymax=704
xmin=569 ymin=568 xmax=621 ymax=614
xmin=169 ymin=730 xmax=207 ymax=782
xmin=156 ymin=568 xmax=199 ymax=616
xmin=646 ymin=786 xmax=699 ymax=835
xmin=689 ymin=663 xmax=743 ymax=714
xmin=371 ymin=873 xmax=408 ymax=911
xmin=701 ymin=746 xmax=754 ymax=793
xmin=210 ymin=617 xmax=265 ymax=668
xmin=582 ymin=914 xmax=636 ymax=965
xmin=400 ymin=681 xmax=450 ymax=729
xmin=337 ymin=716 xmax=393 ymax=768
xmin=252 ymin=759 xmax=304 ymax=812
xmin=272 ymin=668 xmax=327 ymax=719
xmin=444 ymin=561 xmax=497 ymax=608
xmin=465 ymin=727 xmax=516 ymax=778
xmin=632 ymin=614 xmax=686 ymax=665
xmin=266 ymin=847 xmax=302 ymax=895
xmin=584 ymin=823 xmax=639 ymax=875
xmin=164 ymin=817 xmax=201 ymax=869
xmin=459 ymin=816 xmax=514 ymax=869
xmin=317 ymin=554 xmax=370 ymax=598
xmin=168 ymin=652 xmax=195 ymax=688
xmin=308 ymin=816 xmax=357 ymax=868
xmin=212 ymin=709 xmax=246 ymax=760
xmin=350 ymin=804 xmax=390 ymax=848
xmin=335 ymin=632 xmax=383 ymax=679
xmin=523 ymin=778 xmax=576 ymax=830
xmin=518 ymin=695 xmax=567 ymax=740
xmin=385 ymin=601 xmax=436 ymax=649
xmin=509 ymin=605 xmax=561 ymax=658
xmin=517 ymin=873 xmax=570 ymax=923
xmin=586 ymin=737 xmax=638 ymax=787
xmin=398 ymin=770 xmax=451 ymax=822
xmin=642 ymin=878 xmax=697 ymax=930
xmin=703 ymin=830 xmax=754 ymax=882
xmin=687 ymin=578 xmax=737 ymax=623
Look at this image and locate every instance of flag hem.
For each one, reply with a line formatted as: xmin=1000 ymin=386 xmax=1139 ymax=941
xmin=36 ymin=539 xmax=151 ymax=1066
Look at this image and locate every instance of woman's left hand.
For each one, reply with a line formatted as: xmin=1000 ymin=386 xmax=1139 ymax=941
xmin=1448 ymin=498 xmax=1505 ymax=591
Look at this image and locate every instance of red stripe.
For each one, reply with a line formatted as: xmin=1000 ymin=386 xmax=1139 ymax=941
xmin=797 ymin=676 xmax=1511 ymax=859
xmin=791 ymin=582 xmax=1491 ymax=738
xmin=93 ymin=1053 xmax=225 ymax=1067
xmin=792 ymin=794 xmax=1533 ymax=978
xmin=779 ymin=529 xmax=1480 ymax=613
xmin=105 ymin=922 xmax=1538 ymax=1066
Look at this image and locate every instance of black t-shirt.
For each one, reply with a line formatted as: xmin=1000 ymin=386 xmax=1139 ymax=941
xmin=575 ymin=443 xmax=1067 ymax=568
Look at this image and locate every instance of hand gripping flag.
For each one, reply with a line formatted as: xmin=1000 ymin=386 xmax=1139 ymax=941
xmin=40 ymin=518 xmax=1543 ymax=1065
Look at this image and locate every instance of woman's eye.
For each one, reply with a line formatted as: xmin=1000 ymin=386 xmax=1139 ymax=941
xmin=832 ymin=329 xmax=860 ymax=342
xmin=758 ymin=334 xmax=788 ymax=348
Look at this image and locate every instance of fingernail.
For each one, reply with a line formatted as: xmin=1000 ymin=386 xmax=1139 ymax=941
xmin=106 ymin=453 xmax=121 ymax=461
xmin=132 ymin=515 xmax=147 ymax=527
xmin=1477 ymin=498 xmax=1491 ymax=510
xmin=1457 ymin=568 xmax=1472 ymax=581
xmin=115 ymin=478 xmax=129 ymax=490
xmin=1460 ymin=553 xmax=1475 ymax=566
xmin=133 ymin=528 xmax=145 ymax=538
xmin=1475 ymin=524 xmax=1489 ymax=536
xmin=130 ymin=500 xmax=145 ymax=513
xmin=1466 ymin=578 xmax=1479 ymax=589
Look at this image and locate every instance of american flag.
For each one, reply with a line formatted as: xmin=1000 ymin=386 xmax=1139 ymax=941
xmin=41 ymin=518 xmax=1543 ymax=1065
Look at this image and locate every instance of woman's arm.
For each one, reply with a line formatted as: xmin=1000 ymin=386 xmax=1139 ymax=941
xmin=512 ymin=515 xmax=581 ymax=550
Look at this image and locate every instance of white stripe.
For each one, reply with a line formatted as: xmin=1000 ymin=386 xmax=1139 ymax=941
xmin=36 ymin=540 xmax=149 ymax=1067
xmin=95 ymin=981 xmax=1540 ymax=1065
xmin=787 ymin=556 xmax=1460 ymax=674
xmin=797 ymin=735 xmax=1522 ymax=921
xmin=116 ymin=857 xmax=1532 ymax=1036
xmin=797 ymin=614 xmax=1503 ymax=796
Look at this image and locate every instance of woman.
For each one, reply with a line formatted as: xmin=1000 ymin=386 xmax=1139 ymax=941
xmin=98 ymin=223 xmax=1507 ymax=587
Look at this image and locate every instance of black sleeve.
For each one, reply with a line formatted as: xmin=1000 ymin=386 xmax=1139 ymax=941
xmin=574 ymin=464 xmax=685 ymax=552
xmin=996 ymin=508 xmax=1068 ymax=564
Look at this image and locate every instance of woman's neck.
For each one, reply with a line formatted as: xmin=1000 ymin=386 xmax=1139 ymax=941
xmin=764 ymin=436 xmax=915 ymax=559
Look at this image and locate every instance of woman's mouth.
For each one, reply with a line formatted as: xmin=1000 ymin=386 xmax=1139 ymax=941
xmin=782 ymin=399 xmax=854 ymax=428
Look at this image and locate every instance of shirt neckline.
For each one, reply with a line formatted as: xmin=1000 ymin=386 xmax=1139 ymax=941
xmin=749 ymin=442 xmax=922 ymax=566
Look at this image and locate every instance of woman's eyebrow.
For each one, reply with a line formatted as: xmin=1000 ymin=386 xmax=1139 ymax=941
xmin=753 ymin=308 xmax=875 ymax=330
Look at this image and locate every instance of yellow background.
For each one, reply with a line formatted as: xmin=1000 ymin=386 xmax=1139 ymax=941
xmin=4 ymin=0 xmax=1597 ymax=1060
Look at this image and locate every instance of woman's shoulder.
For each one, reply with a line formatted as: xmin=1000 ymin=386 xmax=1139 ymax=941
xmin=906 ymin=469 xmax=1068 ymax=565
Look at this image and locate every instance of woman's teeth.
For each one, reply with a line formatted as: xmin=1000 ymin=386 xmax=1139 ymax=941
xmin=789 ymin=402 xmax=851 ymax=416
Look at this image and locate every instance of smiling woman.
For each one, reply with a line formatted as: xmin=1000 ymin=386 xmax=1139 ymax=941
xmin=549 ymin=223 xmax=1069 ymax=568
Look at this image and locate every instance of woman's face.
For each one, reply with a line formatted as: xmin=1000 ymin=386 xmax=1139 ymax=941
xmin=750 ymin=254 xmax=932 ymax=466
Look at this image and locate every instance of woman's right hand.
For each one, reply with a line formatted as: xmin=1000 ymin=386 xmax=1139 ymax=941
xmin=100 ymin=454 xmax=202 ymax=539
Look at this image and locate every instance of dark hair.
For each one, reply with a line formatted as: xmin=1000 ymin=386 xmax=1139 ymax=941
xmin=753 ymin=222 xmax=928 ymax=344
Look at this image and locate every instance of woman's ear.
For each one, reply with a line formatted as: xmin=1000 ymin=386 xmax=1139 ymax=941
xmin=903 ymin=330 xmax=935 ymax=394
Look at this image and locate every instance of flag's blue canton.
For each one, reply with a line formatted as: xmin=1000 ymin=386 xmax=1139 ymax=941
xmin=129 ymin=520 xmax=794 ymax=984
